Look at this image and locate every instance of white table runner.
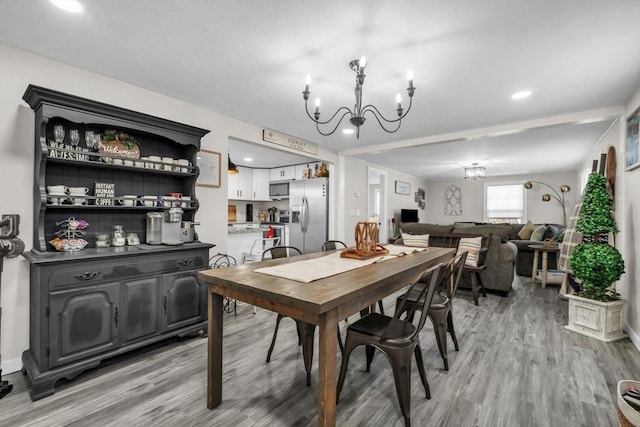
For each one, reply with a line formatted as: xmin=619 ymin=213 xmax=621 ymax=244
xmin=254 ymin=245 xmax=427 ymax=283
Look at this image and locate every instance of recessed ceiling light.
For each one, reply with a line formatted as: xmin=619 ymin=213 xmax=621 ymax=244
xmin=243 ymin=157 xmax=253 ymax=162
xmin=342 ymin=128 xmax=354 ymax=135
xmin=50 ymin=0 xmax=83 ymax=13
xmin=511 ymin=90 xmax=532 ymax=100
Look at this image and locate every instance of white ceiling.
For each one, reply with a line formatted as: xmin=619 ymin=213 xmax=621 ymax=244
xmin=1 ymin=1 xmax=639 ymax=178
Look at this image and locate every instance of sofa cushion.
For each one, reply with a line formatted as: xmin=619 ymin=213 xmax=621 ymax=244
xmin=453 ymin=222 xmax=476 ymax=228
xmin=400 ymin=223 xmax=453 ymax=235
xmin=454 ymin=224 xmax=511 ymax=243
xmin=517 ymin=221 xmax=537 ymax=239
xmin=401 ymin=232 xmax=429 ymax=248
xmin=457 ymin=236 xmax=482 ymax=267
xmin=510 ymin=223 xmax=526 ymax=240
xmin=530 ymin=225 xmax=547 ymax=241
xmin=544 ymin=223 xmax=565 ymax=240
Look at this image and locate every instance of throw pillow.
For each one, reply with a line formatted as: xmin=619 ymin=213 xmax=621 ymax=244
xmin=517 ymin=221 xmax=537 ymax=240
xmin=401 ymin=232 xmax=429 ymax=248
xmin=457 ymin=236 xmax=482 ymax=267
xmin=530 ymin=225 xmax=547 ymax=241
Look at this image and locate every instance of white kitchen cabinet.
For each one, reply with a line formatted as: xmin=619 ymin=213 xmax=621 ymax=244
xmin=228 ymin=166 xmax=253 ymax=200
xmin=252 ymin=168 xmax=270 ymax=200
xmin=269 ymin=166 xmax=296 ymax=182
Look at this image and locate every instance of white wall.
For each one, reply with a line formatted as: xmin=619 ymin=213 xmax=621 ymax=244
xmin=426 ymin=172 xmax=578 ymax=225
xmin=595 ymin=86 xmax=640 ymax=348
xmin=622 ymin=87 xmax=640 ymax=348
xmin=340 ymin=156 xmax=429 ymax=245
xmin=0 ymin=44 xmax=340 ymax=373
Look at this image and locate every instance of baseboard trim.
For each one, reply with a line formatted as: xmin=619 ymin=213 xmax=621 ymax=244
xmin=624 ymin=322 xmax=640 ymax=351
xmin=1 ymin=356 xmax=23 ymax=375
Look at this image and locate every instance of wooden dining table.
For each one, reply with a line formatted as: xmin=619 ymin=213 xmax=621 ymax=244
xmin=198 ymin=246 xmax=455 ymax=427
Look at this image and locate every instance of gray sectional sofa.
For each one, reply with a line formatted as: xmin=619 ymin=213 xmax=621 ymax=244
xmin=397 ymin=222 xmax=518 ymax=295
xmin=508 ymin=223 xmax=565 ymax=277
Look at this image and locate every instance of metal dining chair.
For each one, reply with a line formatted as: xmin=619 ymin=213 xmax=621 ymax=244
xmin=241 ymin=237 xmax=280 ymax=264
xmin=337 ymin=263 xmax=443 ymax=427
xmin=320 ymin=239 xmax=347 ymax=251
xmin=208 ymin=253 xmax=238 ymax=315
xmin=394 ymin=251 xmax=467 ymax=370
xmin=262 ymin=246 xmax=317 ymax=384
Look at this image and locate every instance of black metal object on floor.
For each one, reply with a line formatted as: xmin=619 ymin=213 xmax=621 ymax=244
xmin=0 ymin=214 xmax=25 ymax=400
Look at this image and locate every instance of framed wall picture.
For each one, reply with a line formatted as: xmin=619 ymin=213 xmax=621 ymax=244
xmin=196 ymin=149 xmax=221 ymax=188
xmin=626 ymin=106 xmax=640 ymax=171
xmin=394 ymin=180 xmax=411 ymax=195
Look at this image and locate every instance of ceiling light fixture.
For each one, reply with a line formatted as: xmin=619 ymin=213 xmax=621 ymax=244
xmin=50 ymin=0 xmax=83 ymax=13
xmin=228 ymin=153 xmax=239 ymax=174
xmin=523 ymin=181 xmax=571 ymax=225
xmin=342 ymin=128 xmax=354 ymax=135
xmin=243 ymin=157 xmax=253 ymax=162
xmin=464 ymin=163 xmax=486 ymax=180
xmin=511 ymin=90 xmax=532 ymax=100
xmin=303 ymin=56 xmax=415 ymax=139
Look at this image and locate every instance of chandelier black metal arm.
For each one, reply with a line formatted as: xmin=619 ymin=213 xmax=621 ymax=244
xmin=302 ymin=56 xmax=415 ymax=139
xmin=360 ymin=96 xmax=414 ymax=133
xmin=303 ymin=100 xmax=353 ymax=136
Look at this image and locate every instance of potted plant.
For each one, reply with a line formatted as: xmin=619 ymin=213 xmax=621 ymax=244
xmin=565 ymin=172 xmax=626 ymax=341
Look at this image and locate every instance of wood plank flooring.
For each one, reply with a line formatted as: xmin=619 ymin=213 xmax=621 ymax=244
xmin=2 ymin=275 xmax=640 ymax=426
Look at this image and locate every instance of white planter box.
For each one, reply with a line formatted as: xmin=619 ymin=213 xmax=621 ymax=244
xmin=565 ymin=294 xmax=626 ymax=342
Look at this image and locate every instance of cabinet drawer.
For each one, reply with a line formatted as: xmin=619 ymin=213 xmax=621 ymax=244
xmin=46 ymin=252 xmax=207 ymax=290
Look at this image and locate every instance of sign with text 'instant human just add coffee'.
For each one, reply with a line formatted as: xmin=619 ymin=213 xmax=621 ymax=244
xmin=262 ymin=129 xmax=318 ymax=155
xmin=94 ymin=182 xmax=115 ymax=206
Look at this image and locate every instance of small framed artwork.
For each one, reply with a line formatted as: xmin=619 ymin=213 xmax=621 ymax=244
xmin=626 ymin=106 xmax=640 ymax=171
xmin=395 ymin=180 xmax=411 ymax=195
xmin=196 ymin=149 xmax=221 ymax=188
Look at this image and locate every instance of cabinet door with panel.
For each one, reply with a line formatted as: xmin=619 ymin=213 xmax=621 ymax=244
xmin=228 ymin=166 xmax=253 ymax=200
xmin=252 ymin=168 xmax=270 ymax=200
xmin=269 ymin=166 xmax=295 ymax=182
xmin=161 ymin=270 xmax=206 ymax=331
xmin=48 ymin=283 xmax=120 ymax=368
xmin=121 ymin=276 xmax=161 ymax=344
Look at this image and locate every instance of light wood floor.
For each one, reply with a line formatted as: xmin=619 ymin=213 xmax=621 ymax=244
xmin=2 ymin=275 xmax=639 ymax=427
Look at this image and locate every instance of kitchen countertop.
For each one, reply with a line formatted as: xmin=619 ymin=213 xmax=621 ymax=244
xmin=228 ymin=223 xmax=288 ymax=234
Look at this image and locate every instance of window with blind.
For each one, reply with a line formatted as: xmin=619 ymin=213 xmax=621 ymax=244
xmin=485 ymin=184 xmax=524 ymax=224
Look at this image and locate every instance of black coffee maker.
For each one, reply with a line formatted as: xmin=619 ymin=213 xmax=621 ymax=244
xmin=246 ymin=204 xmax=253 ymax=222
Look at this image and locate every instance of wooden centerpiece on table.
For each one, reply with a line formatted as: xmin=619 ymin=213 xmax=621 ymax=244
xmin=341 ymin=221 xmax=389 ymax=260
xmin=99 ymin=129 xmax=141 ymax=161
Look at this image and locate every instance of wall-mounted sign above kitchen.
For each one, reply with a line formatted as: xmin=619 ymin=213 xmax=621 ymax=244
xmin=262 ymin=129 xmax=319 ymax=156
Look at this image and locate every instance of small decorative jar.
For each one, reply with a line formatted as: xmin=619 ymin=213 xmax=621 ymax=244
xmin=111 ymin=225 xmax=126 ymax=247
xmin=95 ymin=233 xmax=110 ymax=248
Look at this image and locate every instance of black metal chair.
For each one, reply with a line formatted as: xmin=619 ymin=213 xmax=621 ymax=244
xmin=262 ymin=246 xmax=313 ymax=384
xmin=394 ymin=251 xmax=467 ymax=370
xmin=208 ymin=253 xmax=238 ymax=315
xmin=337 ymin=263 xmax=443 ymax=427
xmin=321 ymin=239 xmax=347 ymax=251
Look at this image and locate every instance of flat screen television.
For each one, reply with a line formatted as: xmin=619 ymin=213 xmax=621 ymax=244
xmin=400 ymin=209 xmax=419 ymax=223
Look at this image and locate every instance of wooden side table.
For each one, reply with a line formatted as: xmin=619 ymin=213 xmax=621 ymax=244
xmin=529 ymin=244 xmax=560 ymax=288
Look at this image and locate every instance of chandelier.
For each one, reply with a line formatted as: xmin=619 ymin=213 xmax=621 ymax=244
xmin=523 ymin=181 xmax=571 ymax=225
xmin=464 ymin=163 xmax=486 ymax=180
xmin=302 ymin=56 xmax=415 ymax=139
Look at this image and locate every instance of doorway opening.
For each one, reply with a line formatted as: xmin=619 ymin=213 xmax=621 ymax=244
xmin=367 ymin=167 xmax=388 ymax=243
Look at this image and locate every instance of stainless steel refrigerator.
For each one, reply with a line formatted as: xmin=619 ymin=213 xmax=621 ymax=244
xmin=289 ymin=178 xmax=328 ymax=253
